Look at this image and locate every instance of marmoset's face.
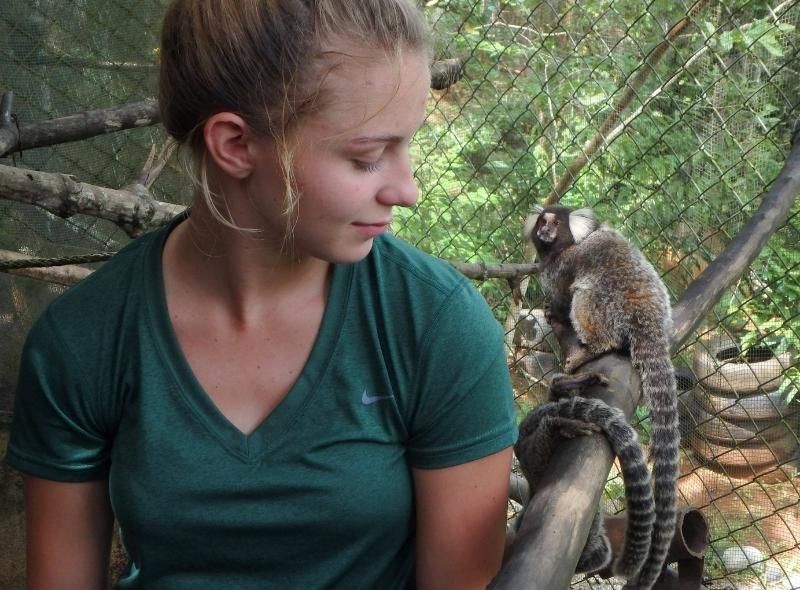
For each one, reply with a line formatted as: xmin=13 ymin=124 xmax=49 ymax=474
xmin=248 ymin=46 xmax=431 ymax=264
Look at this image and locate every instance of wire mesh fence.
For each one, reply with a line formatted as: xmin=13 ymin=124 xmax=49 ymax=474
xmin=1 ymin=0 xmax=799 ymax=588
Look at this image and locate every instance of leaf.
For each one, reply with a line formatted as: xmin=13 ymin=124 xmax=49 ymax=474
xmin=757 ymin=34 xmax=785 ymax=57
xmin=719 ymin=31 xmax=734 ymax=53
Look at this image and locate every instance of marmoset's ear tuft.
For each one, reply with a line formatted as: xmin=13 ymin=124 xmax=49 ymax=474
xmin=569 ymin=208 xmax=598 ymax=243
xmin=523 ymin=209 xmax=542 ymax=241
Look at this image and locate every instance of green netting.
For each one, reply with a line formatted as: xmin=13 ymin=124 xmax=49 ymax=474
xmin=1 ymin=1 xmax=799 ymax=588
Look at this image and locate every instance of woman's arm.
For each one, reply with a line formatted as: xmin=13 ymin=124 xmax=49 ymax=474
xmin=412 ymin=447 xmax=513 ymax=590
xmin=24 ymin=475 xmax=114 ymax=590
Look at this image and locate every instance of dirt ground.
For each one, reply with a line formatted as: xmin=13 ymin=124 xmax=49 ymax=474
xmin=678 ymin=456 xmax=800 ymax=589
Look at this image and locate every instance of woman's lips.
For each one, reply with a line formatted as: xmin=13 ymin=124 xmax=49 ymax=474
xmin=352 ymin=221 xmax=390 ymax=238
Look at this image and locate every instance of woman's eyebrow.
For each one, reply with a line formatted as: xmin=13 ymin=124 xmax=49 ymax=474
xmin=350 ymin=134 xmax=405 ymax=145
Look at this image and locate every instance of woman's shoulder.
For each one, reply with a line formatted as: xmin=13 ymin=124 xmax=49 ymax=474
xmin=369 ymin=233 xmax=470 ymax=296
xmin=40 ymin=223 xmax=167 ymax=334
xmin=362 ymin=234 xmax=497 ymax=331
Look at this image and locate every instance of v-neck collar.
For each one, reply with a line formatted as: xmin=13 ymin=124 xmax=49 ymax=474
xmin=144 ymin=214 xmax=353 ymax=461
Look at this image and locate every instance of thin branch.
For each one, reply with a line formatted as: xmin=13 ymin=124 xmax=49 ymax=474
xmin=448 ymin=262 xmax=538 ymax=280
xmin=544 ymin=0 xmax=712 ymax=205
xmin=17 ymin=53 xmax=158 ymax=72
xmin=479 ymin=21 xmax=570 ymax=40
xmin=132 ymin=138 xmax=177 ymax=189
xmin=602 ymin=45 xmax=710 ymax=149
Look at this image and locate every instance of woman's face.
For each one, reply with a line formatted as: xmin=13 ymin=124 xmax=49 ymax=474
xmin=247 ymin=48 xmax=431 ymax=264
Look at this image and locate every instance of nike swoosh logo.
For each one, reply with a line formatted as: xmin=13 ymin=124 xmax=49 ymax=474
xmin=361 ymin=389 xmax=393 ymax=405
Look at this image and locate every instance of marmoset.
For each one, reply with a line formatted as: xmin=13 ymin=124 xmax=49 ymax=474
xmin=514 ymin=376 xmax=656 ymax=579
xmin=524 ymin=205 xmax=679 ymax=590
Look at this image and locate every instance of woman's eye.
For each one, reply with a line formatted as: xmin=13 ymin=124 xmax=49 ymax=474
xmin=354 ymin=159 xmax=382 ymax=173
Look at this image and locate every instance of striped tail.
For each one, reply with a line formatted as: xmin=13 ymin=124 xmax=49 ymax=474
xmin=555 ymin=396 xmax=655 ymax=580
xmin=627 ymin=329 xmax=680 ymax=590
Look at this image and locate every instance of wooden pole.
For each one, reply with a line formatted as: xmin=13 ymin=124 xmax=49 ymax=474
xmin=490 ymin=353 xmax=641 ymax=590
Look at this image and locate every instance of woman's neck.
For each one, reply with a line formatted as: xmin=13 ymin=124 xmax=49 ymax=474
xmin=163 ymin=203 xmax=331 ymax=329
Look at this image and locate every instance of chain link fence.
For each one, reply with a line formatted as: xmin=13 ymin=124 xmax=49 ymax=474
xmin=1 ymin=1 xmax=799 ymax=588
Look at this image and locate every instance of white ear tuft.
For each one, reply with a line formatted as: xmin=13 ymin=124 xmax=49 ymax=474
xmin=523 ymin=206 xmax=543 ymax=241
xmin=523 ymin=213 xmax=540 ymax=241
xmin=569 ymin=208 xmax=598 ymax=243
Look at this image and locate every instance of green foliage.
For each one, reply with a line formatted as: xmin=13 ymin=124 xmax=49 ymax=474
xmin=714 ymin=218 xmax=800 ymax=403
xmin=395 ymin=0 xmax=799 ymax=338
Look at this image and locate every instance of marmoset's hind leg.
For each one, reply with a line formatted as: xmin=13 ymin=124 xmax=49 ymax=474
xmin=545 ymin=302 xmax=605 ymax=374
xmin=566 ymin=289 xmax=621 ymax=373
xmin=549 ymin=372 xmax=609 ymax=399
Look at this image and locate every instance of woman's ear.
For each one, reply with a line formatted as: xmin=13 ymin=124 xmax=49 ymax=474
xmin=203 ymin=113 xmax=256 ymax=179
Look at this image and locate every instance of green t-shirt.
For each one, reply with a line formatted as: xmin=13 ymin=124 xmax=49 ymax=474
xmin=6 ymin=216 xmax=517 ymax=589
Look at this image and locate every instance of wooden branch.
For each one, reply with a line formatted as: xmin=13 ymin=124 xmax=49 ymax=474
xmin=0 ymin=58 xmax=465 ymax=157
xmin=448 ymin=261 xmax=538 ymax=280
xmin=131 ymin=139 xmax=177 ymax=189
xmin=0 ymin=249 xmax=91 ymax=287
xmin=17 ymin=53 xmax=158 ymax=72
xmin=543 ymin=0 xmax=711 ymax=205
xmin=0 ymin=99 xmax=161 ymax=158
xmin=670 ymin=121 xmax=800 ymax=349
xmin=601 ymin=44 xmax=709 ymax=152
xmin=491 ymin=353 xmax=641 ymax=590
xmin=0 ymin=163 xmax=185 ymax=237
xmin=19 ymin=52 xmax=466 ymax=87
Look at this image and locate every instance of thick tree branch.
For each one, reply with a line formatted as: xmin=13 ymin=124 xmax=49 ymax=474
xmin=491 ymin=353 xmax=641 ymax=590
xmin=0 ymin=59 xmax=466 ymax=158
xmin=0 ymin=163 xmax=184 ymax=237
xmin=0 ymin=99 xmax=161 ymax=158
xmin=543 ymin=0 xmax=711 ymax=205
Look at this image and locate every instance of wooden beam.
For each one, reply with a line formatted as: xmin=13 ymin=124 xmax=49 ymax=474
xmin=490 ymin=353 xmax=640 ymax=590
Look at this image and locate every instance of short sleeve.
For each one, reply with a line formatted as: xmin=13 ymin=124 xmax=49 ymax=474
xmin=4 ymin=312 xmax=112 ymax=481
xmin=406 ymin=281 xmax=518 ymax=469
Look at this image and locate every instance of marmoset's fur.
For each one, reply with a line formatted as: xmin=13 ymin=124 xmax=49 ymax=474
xmin=514 ymin=375 xmax=656 ymax=579
xmin=523 ymin=205 xmax=679 ymax=590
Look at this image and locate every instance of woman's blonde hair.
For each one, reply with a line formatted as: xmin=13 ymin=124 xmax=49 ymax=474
xmin=159 ymin=0 xmax=432 ymax=237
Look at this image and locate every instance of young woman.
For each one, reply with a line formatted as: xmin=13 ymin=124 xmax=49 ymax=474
xmin=6 ymin=1 xmax=518 ymax=588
